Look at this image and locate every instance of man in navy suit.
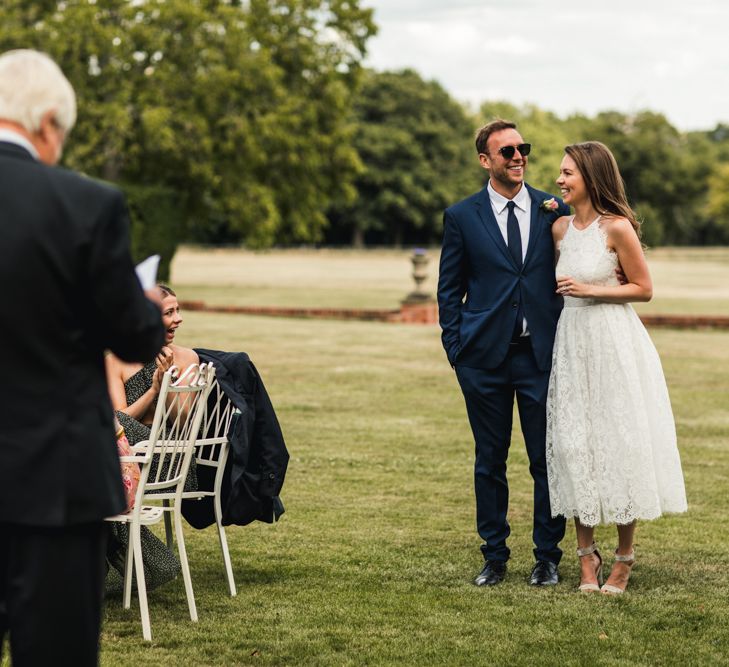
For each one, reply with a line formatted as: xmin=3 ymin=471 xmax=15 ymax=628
xmin=438 ymin=120 xmax=569 ymax=586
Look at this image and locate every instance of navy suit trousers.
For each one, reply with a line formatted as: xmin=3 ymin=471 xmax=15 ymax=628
xmin=456 ymin=341 xmax=565 ymax=564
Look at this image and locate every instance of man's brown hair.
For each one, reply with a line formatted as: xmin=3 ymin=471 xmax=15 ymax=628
xmin=475 ymin=119 xmax=517 ymax=155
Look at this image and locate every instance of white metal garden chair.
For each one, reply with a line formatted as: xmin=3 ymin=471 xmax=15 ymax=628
xmin=163 ymin=378 xmax=238 ymax=596
xmin=105 ymin=362 xmax=215 ymax=641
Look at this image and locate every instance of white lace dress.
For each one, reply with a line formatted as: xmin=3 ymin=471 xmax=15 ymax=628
xmin=546 ymin=217 xmax=687 ymax=526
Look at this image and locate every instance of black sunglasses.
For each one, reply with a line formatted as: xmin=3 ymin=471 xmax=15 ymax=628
xmin=497 ymin=143 xmax=531 ymax=160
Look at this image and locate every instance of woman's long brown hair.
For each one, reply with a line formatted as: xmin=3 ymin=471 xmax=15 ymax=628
xmin=564 ymin=141 xmax=641 ymax=237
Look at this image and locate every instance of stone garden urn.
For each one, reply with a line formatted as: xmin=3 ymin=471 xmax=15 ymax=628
xmin=403 ymin=249 xmax=434 ymax=305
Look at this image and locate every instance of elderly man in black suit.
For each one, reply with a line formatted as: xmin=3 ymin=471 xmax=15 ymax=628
xmin=0 ymin=50 xmax=164 ymax=665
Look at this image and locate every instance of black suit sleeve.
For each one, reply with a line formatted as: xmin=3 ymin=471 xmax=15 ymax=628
xmin=86 ymin=188 xmax=164 ymax=361
xmin=437 ymin=209 xmax=467 ymax=366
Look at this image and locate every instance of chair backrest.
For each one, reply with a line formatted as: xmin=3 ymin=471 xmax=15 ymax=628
xmin=140 ymin=363 xmax=216 ymax=495
xmin=195 ymin=378 xmax=238 ymax=469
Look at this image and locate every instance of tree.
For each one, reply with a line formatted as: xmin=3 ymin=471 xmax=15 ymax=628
xmin=329 ymin=69 xmax=480 ymax=246
xmin=0 ymin=0 xmax=376 ymax=272
xmin=705 ymin=164 xmax=729 ymax=240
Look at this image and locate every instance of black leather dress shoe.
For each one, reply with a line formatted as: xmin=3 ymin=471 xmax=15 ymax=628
xmin=529 ymin=560 xmax=559 ymax=586
xmin=474 ymin=560 xmax=507 ymax=586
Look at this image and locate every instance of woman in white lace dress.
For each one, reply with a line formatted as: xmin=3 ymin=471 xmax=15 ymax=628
xmin=546 ymin=141 xmax=687 ymax=594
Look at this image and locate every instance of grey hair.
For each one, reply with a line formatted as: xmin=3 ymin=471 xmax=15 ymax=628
xmin=0 ymin=49 xmax=76 ymax=134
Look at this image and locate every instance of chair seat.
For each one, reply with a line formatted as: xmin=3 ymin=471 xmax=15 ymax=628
xmin=105 ymin=505 xmax=164 ymax=525
xmin=181 ymin=490 xmax=215 ymax=499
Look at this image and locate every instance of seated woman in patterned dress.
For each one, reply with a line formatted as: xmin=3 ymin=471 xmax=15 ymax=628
xmin=104 ymin=284 xmax=200 ymax=592
xmin=106 ymin=283 xmax=200 ymax=441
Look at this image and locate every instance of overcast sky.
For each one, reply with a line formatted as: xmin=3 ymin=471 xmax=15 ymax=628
xmin=362 ymin=0 xmax=727 ymax=131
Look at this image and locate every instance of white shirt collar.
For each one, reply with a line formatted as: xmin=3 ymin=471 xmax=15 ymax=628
xmin=0 ymin=128 xmax=39 ymax=159
xmin=487 ymin=181 xmax=529 ymax=214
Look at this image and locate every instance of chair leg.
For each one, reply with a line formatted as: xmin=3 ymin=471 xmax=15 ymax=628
xmin=131 ymin=521 xmax=152 ymax=641
xmin=123 ymin=523 xmax=134 ymax=610
xmin=214 ymin=492 xmax=236 ymax=596
xmin=173 ymin=508 xmax=198 ymax=622
xmin=163 ymin=501 xmax=173 ymax=548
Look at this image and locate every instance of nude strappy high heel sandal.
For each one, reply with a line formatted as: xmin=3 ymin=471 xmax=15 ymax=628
xmin=576 ymin=542 xmax=603 ymax=593
xmin=600 ymin=549 xmax=635 ymax=595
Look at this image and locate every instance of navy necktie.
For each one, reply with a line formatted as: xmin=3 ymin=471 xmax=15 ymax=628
xmin=506 ymin=201 xmax=524 ymax=338
xmin=506 ymin=201 xmax=522 ymax=269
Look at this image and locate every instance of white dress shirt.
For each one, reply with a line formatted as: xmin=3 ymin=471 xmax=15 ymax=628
xmin=487 ymin=180 xmax=530 ymax=262
xmin=0 ymin=128 xmax=39 ymax=159
xmin=487 ymin=181 xmax=531 ymax=335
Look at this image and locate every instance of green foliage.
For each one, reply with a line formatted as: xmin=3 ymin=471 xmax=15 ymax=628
xmin=0 ymin=0 xmax=376 ymax=260
xmin=1 ymin=3 xmax=727 ymax=249
xmin=329 ymin=69 xmax=480 ymax=246
xmin=705 ymin=163 xmax=729 ymax=234
xmin=706 ymin=123 xmax=729 ymax=161
xmin=123 ymin=183 xmax=183 ymax=282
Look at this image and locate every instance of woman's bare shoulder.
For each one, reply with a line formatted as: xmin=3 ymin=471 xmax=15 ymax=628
xmin=551 ymin=215 xmax=570 ymax=240
xmin=172 ymin=345 xmax=199 ymax=369
xmin=105 ymin=353 xmax=142 ymax=379
xmin=601 ymin=215 xmax=638 ymax=241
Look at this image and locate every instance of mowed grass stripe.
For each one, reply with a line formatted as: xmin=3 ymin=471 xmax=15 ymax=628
xmin=99 ymin=311 xmax=729 ymax=666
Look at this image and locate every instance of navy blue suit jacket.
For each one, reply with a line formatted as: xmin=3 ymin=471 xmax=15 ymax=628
xmin=437 ymin=183 xmax=570 ymax=372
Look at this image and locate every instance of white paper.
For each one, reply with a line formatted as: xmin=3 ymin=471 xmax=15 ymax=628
xmin=135 ymin=254 xmax=160 ymax=290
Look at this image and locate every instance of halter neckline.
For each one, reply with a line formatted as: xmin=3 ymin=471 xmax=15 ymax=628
xmin=570 ymin=214 xmax=601 ymax=231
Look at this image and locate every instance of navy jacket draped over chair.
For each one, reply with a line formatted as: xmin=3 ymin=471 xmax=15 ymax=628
xmin=182 ymin=349 xmax=289 ymax=528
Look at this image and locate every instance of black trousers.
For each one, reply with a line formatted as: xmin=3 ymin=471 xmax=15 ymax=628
xmin=0 ymin=521 xmax=107 ymax=667
xmin=456 ymin=340 xmax=566 ymax=564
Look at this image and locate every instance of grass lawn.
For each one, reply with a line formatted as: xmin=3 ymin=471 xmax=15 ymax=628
xmin=171 ymin=246 xmax=729 ymax=316
xmin=97 ymin=295 xmax=729 ymax=665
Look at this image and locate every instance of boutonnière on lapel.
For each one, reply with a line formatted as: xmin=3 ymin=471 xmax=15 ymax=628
xmin=540 ymin=197 xmax=559 ymax=213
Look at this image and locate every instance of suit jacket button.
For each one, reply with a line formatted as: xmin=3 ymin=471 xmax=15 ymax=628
xmin=512 ymin=302 xmax=518 ymax=308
